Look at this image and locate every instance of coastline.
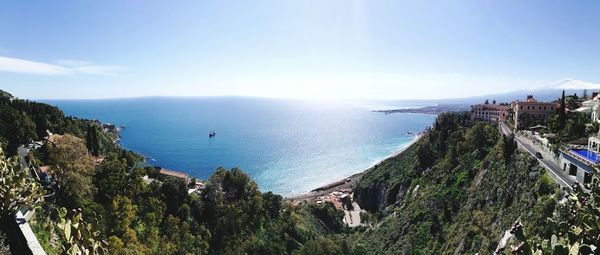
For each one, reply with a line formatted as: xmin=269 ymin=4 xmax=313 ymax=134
xmin=116 ymin=122 xmax=426 ymax=199
xmin=285 ymin=133 xmax=425 ymax=202
xmin=373 ymin=104 xmax=469 ymax=115
xmin=366 ymin=133 xmax=423 ymax=170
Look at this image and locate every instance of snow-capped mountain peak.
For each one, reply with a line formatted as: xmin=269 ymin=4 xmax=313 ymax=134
xmin=544 ymin=79 xmax=600 ymax=90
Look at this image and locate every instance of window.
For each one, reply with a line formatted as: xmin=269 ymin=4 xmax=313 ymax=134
xmin=544 ymin=106 xmax=546 ymax=110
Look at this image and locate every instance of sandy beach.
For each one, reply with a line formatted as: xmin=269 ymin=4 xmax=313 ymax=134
xmin=285 ymin=133 xmax=424 ymax=203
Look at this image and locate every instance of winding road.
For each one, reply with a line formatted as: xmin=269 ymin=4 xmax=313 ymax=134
xmin=499 ymin=123 xmax=576 ymax=189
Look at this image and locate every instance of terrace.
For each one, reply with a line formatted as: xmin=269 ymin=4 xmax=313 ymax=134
xmin=569 ymin=148 xmax=600 ymax=164
xmin=559 ymin=146 xmax=596 ymax=185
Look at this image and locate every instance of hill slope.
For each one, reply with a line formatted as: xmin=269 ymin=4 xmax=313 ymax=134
xmin=353 ymin=113 xmax=560 ymax=254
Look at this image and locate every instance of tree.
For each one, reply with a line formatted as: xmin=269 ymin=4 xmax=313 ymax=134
xmin=94 ymin=154 xmax=128 ymax=204
xmin=108 ymin=195 xmax=147 ymax=255
xmin=262 ymin=192 xmax=282 ymax=218
xmin=499 ymin=134 xmax=517 ymax=162
xmin=293 ymin=236 xmax=353 ymax=255
xmin=567 ymin=96 xmax=579 ymax=111
xmin=465 ymin=123 xmax=487 ymax=154
xmin=562 ymin=112 xmax=587 ymax=140
xmin=86 ymin=125 xmax=100 ymax=157
xmin=48 ymin=134 xmax=96 ymax=208
xmin=160 ymin=177 xmax=189 ymax=216
xmin=0 ymin=107 xmax=37 ymax=156
xmin=110 ymin=195 xmax=136 ymax=238
xmin=559 ymin=90 xmax=566 ymax=129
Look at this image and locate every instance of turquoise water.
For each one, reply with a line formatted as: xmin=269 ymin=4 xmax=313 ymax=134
xmin=42 ymin=97 xmax=435 ymax=195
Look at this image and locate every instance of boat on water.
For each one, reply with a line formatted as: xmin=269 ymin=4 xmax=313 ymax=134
xmin=209 ymin=131 xmax=216 ymax=137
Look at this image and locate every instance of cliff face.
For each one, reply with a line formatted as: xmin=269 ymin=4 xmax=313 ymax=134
xmin=353 ymin=141 xmax=419 ymax=212
xmin=352 ymin=113 xmax=559 ymax=255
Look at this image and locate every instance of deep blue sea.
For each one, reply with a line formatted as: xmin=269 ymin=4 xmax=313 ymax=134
xmin=42 ymin=97 xmax=435 ymax=196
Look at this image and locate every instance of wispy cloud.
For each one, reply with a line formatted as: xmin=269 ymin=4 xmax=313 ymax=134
xmin=0 ymin=56 xmax=125 ymax=75
xmin=0 ymin=56 xmax=72 ymax=75
xmin=57 ymin=59 xmax=126 ymax=75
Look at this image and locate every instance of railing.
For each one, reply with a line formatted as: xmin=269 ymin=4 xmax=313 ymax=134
xmin=560 ymin=147 xmax=598 ymax=169
xmin=13 ymin=146 xmax=48 ymax=255
xmin=15 ymin=209 xmax=47 ymax=255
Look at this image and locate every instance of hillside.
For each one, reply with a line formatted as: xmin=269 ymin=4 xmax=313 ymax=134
xmin=352 ymin=113 xmax=597 ymax=254
xmin=0 ymin=90 xmax=359 ymax=255
xmin=2 ymin=91 xmax=598 ymax=254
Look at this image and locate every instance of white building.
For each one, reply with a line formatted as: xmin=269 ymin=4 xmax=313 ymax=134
xmin=575 ymin=94 xmax=600 ymax=123
xmin=559 ymin=134 xmax=600 ymax=185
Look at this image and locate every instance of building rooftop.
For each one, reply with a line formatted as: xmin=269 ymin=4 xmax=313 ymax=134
xmin=159 ymin=168 xmax=189 ymax=179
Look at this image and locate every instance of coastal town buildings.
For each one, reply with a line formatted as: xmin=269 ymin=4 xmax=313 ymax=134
xmin=511 ymin=95 xmax=558 ymax=129
xmin=557 ymin=125 xmax=600 ymax=185
xmin=575 ymin=94 xmax=600 ymax=123
xmin=159 ymin=168 xmax=190 ymax=181
xmin=559 ymin=146 xmax=596 ymax=185
xmin=470 ymin=102 xmax=511 ymax=122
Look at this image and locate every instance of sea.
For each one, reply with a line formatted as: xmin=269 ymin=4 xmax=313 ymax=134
xmin=42 ymin=97 xmax=436 ymax=196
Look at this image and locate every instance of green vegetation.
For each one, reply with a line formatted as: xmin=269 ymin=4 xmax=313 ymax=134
xmin=2 ymin=89 xmax=599 ymax=254
xmin=0 ymin=147 xmax=45 ymax=220
xmin=86 ymin=125 xmax=100 ymax=157
xmin=0 ymin=146 xmax=45 ymax=254
xmin=498 ymin=177 xmax=600 ymax=254
xmin=544 ymin=90 xmax=598 ymax=144
xmin=353 ymin=112 xmax=598 ymax=254
xmin=0 ymin=89 xmax=119 ymax=157
xmin=0 ymin=90 xmax=360 ymax=254
xmin=546 ymin=111 xmax=594 ymax=142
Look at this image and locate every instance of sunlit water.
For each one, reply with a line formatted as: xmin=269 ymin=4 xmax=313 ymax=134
xmin=42 ymin=97 xmax=435 ymax=196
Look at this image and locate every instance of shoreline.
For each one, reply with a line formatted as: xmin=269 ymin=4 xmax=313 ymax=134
xmin=366 ymin=133 xmax=423 ymax=170
xmin=285 ymin=133 xmax=425 ymax=202
xmin=99 ymin=115 xmax=426 ymax=198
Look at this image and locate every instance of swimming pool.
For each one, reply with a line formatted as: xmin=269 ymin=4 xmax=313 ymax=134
xmin=570 ymin=149 xmax=600 ymax=163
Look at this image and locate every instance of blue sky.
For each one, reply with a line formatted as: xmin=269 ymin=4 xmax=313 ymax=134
xmin=0 ymin=0 xmax=599 ymax=100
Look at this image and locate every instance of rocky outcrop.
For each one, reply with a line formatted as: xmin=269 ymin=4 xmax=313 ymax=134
xmin=354 ymin=177 xmax=411 ymax=212
xmin=354 ymin=182 xmax=387 ymax=212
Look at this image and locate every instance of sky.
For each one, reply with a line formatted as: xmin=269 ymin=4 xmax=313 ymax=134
xmin=0 ymin=0 xmax=600 ymax=100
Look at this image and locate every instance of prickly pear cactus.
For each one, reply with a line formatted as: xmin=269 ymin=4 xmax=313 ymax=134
xmin=55 ymin=207 xmax=106 ymax=255
xmin=496 ymin=176 xmax=599 ymax=255
xmin=0 ymin=147 xmax=44 ymax=219
xmin=545 ymin=177 xmax=599 ymax=255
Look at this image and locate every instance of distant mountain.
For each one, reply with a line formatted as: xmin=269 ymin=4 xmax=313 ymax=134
xmin=388 ymin=79 xmax=600 ymax=109
xmin=543 ymin=78 xmax=600 ymax=90
xmin=467 ymin=79 xmax=600 ymax=104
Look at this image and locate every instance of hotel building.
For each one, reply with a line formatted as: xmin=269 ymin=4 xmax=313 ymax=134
xmin=511 ymin=95 xmax=558 ymax=129
xmin=470 ymin=102 xmax=511 ymax=122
